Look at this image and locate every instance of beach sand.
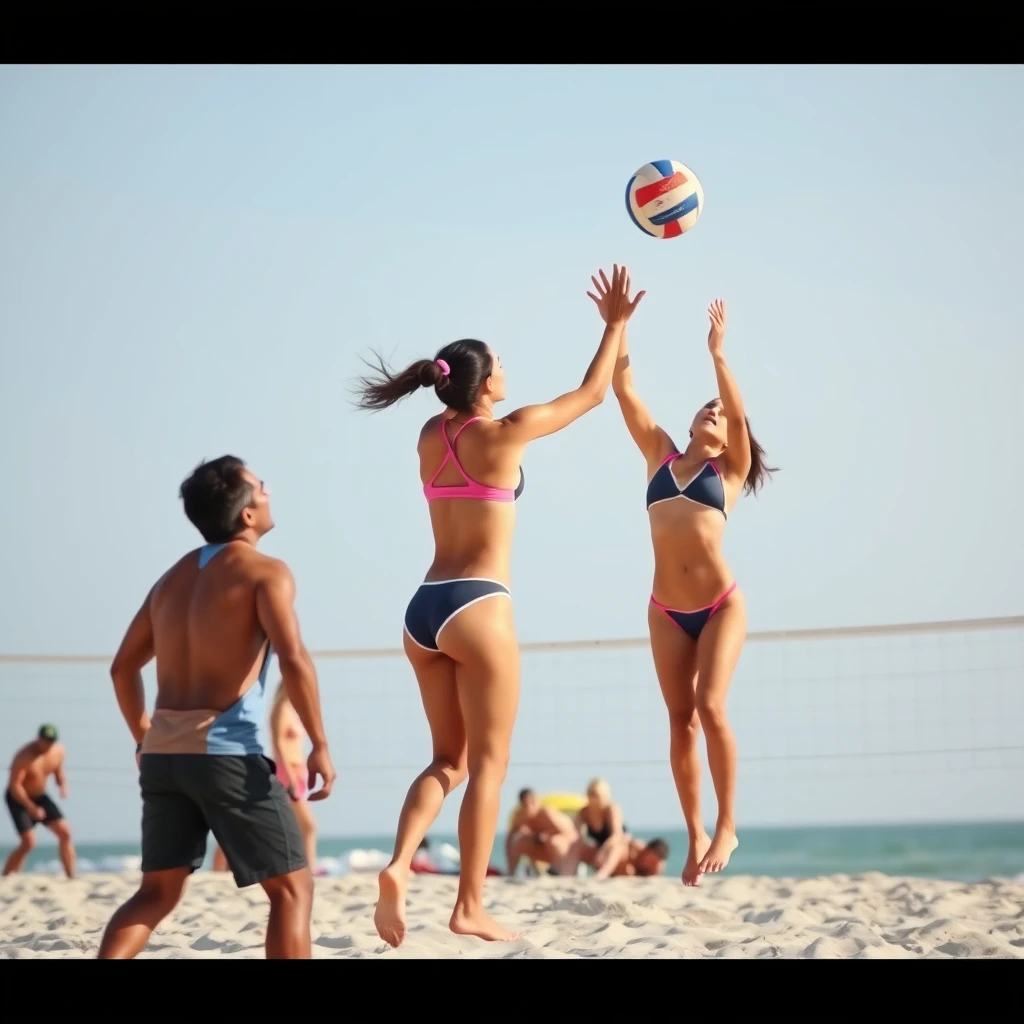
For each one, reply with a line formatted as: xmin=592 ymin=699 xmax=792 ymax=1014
xmin=2 ymin=871 xmax=1022 ymax=958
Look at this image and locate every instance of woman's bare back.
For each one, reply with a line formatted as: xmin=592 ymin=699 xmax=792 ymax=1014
xmin=418 ymin=414 xmax=523 ymax=584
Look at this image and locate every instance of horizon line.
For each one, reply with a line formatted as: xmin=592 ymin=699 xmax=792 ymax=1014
xmin=7 ymin=816 xmax=1024 ymax=850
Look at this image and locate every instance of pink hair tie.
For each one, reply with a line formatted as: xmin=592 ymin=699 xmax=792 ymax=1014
xmin=435 ymin=358 xmax=450 ymax=377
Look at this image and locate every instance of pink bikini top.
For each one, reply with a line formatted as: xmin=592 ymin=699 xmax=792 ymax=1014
xmin=423 ymin=416 xmax=525 ymax=503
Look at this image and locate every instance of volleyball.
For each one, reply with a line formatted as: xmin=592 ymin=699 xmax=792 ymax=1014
xmin=625 ymin=160 xmax=704 ymax=239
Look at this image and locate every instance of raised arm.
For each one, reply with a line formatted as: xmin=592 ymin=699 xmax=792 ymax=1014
xmin=499 ymin=265 xmax=644 ymax=444
xmin=612 ymin=326 xmax=675 ymax=466
xmin=255 ymin=561 xmax=335 ymax=801
xmin=110 ymin=590 xmax=156 ymax=748
xmin=706 ymin=299 xmax=751 ymax=484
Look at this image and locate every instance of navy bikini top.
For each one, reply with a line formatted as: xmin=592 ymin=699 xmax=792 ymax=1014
xmin=645 ymin=453 xmax=727 ymax=518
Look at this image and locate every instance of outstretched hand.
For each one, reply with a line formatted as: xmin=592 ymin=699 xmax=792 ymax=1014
xmin=588 ymin=264 xmax=645 ymax=325
xmin=306 ymin=746 xmax=336 ymax=802
xmin=707 ymin=298 xmax=727 ymax=355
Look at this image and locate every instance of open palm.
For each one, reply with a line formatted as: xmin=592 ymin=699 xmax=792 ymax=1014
xmin=707 ymin=298 xmax=727 ymax=353
xmin=588 ymin=264 xmax=645 ymax=324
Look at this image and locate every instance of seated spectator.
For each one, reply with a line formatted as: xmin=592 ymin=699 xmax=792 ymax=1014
xmin=505 ymin=787 xmax=580 ymax=875
xmin=560 ymin=777 xmax=629 ymax=879
xmin=608 ymin=836 xmax=670 ymax=877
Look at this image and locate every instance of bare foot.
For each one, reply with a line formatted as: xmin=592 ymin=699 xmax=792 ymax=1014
xmin=682 ymin=832 xmax=711 ymax=886
xmin=698 ymin=827 xmax=738 ymax=877
xmin=450 ymin=906 xmax=523 ymax=942
xmin=374 ymin=865 xmax=408 ymax=948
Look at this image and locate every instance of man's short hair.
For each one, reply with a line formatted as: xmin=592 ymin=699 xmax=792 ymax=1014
xmin=645 ymin=837 xmax=670 ymax=860
xmin=179 ymin=455 xmax=253 ymax=543
xmin=518 ymin=788 xmax=534 ymax=803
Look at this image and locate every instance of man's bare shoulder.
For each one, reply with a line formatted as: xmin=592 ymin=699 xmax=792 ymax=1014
xmin=239 ymin=548 xmax=294 ymax=587
xmin=9 ymin=742 xmax=35 ymax=769
xmin=151 ymin=549 xmax=202 ymax=596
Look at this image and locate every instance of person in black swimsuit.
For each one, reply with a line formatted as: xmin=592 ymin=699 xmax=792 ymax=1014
xmin=561 ymin=778 xmax=629 ymax=879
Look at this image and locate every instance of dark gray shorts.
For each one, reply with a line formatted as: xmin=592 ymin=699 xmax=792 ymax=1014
xmin=6 ymin=790 xmax=63 ymax=835
xmin=139 ymin=753 xmax=307 ymax=888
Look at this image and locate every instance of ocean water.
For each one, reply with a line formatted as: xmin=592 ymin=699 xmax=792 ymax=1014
xmin=4 ymin=820 xmax=1023 ymax=883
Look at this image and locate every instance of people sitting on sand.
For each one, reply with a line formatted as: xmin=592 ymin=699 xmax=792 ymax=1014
xmin=558 ymin=777 xmax=629 ymax=879
xmin=505 ymin=788 xmax=580 ymax=876
xmin=607 ymin=836 xmax=671 ymax=877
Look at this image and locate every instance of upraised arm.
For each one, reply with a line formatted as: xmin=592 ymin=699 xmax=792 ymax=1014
xmin=110 ymin=590 xmax=155 ymax=747
xmin=706 ymin=299 xmax=752 ymax=484
xmin=499 ymin=265 xmax=644 ymax=444
xmin=612 ymin=326 xmax=675 ymax=466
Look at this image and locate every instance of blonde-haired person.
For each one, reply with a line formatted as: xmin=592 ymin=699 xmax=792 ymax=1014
xmin=267 ymin=682 xmax=318 ymax=871
xmin=560 ymin=778 xmax=628 ymax=879
xmin=213 ymin=682 xmax=318 ymax=873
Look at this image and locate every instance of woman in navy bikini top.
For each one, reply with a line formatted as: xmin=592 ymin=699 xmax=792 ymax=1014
xmin=611 ymin=297 xmax=777 ymax=889
xmin=352 ymin=264 xmax=645 ymax=948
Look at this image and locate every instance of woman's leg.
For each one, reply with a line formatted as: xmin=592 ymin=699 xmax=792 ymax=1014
xmin=592 ymin=834 xmax=630 ymax=879
xmin=648 ymin=603 xmax=707 ymax=885
xmin=439 ymin=596 xmax=523 ymax=942
xmin=291 ymin=799 xmax=318 ymax=874
xmin=694 ymin=588 xmax=747 ymax=876
xmin=374 ymin=635 xmax=467 ymax=948
xmin=552 ymin=836 xmax=593 ymax=877
xmin=593 ymin=836 xmax=632 ymax=879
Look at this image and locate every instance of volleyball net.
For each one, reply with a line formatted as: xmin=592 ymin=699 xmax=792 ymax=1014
xmin=1 ymin=615 xmax=1021 ymax=838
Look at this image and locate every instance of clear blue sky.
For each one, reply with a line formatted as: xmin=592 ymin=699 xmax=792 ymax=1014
xmin=1 ymin=65 xmax=1022 ymax=843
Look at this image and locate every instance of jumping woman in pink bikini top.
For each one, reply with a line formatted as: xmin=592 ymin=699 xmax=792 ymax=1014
xmin=353 ymin=265 xmax=645 ymax=948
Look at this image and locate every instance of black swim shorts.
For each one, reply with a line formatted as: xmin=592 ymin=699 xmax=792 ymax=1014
xmin=139 ymin=754 xmax=307 ymax=888
xmin=5 ymin=789 xmax=63 ymax=835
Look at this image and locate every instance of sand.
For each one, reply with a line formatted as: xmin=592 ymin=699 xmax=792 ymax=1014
xmin=2 ymin=871 xmax=1022 ymax=958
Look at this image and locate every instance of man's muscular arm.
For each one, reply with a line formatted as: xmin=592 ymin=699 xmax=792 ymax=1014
xmin=8 ymin=756 xmax=43 ymax=820
xmin=110 ymin=589 xmax=155 ymax=749
xmin=110 ymin=589 xmax=155 ymax=746
xmin=256 ymin=559 xmax=336 ymax=800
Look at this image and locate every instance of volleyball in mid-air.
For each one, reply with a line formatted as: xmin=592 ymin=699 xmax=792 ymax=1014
xmin=625 ymin=160 xmax=704 ymax=239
